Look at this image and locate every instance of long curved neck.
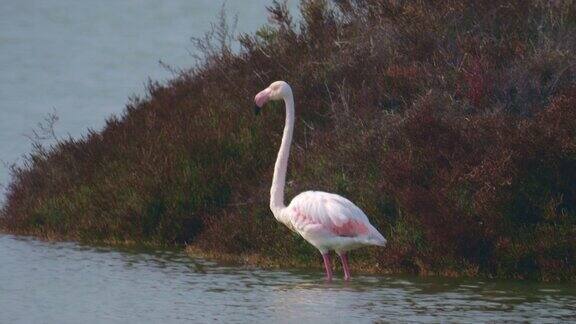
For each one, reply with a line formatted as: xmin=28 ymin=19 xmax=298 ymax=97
xmin=270 ymin=91 xmax=294 ymax=219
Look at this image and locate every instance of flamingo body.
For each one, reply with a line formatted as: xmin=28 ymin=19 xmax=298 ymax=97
xmin=254 ymin=80 xmax=387 ymax=281
xmin=284 ymin=191 xmax=386 ymax=254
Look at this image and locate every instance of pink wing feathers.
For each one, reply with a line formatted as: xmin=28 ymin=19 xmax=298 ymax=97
xmin=286 ymin=191 xmax=386 ymax=245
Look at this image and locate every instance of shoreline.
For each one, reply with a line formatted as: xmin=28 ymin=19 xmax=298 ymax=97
xmin=3 ymin=228 xmax=564 ymax=282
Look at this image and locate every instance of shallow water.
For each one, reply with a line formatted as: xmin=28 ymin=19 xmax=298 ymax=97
xmin=1 ymin=234 xmax=575 ymax=323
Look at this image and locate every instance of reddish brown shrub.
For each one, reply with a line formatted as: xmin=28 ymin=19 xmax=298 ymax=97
xmin=1 ymin=0 xmax=575 ymax=280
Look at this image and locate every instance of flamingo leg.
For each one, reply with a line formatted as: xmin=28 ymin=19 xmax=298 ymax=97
xmin=339 ymin=252 xmax=351 ymax=281
xmin=322 ymin=252 xmax=333 ymax=281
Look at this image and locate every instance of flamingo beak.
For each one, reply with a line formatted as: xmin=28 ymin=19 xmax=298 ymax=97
xmin=254 ymin=88 xmax=271 ymax=115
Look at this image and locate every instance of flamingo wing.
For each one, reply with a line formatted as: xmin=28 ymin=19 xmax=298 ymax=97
xmin=285 ymin=191 xmax=386 ymax=247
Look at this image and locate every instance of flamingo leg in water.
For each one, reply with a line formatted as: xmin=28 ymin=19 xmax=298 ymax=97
xmin=322 ymin=253 xmax=333 ymax=281
xmin=340 ymin=252 xmax=351 ymax=281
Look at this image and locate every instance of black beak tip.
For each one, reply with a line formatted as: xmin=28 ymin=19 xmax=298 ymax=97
xmin=254 ymin=105 xmax=261 ymax=116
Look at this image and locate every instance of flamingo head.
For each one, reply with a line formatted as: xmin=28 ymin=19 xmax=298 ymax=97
xmin=254 ymin=81 xmax=292 ymax=115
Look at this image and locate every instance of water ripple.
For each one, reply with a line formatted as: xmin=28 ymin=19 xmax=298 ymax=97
xmin=1 ymin=234 xmax=575 ymax=323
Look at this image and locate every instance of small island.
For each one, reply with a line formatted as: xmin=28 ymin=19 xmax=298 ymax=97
xmin=1 ymin=1 xmax=575 ymax=282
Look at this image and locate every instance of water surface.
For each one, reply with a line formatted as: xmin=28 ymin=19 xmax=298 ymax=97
xmin=1 ymin=234 xmax=574 ymax=323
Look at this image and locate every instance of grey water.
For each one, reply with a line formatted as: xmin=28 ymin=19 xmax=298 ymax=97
xmin=1 ymin=234 xmax=575 ymax=323
xmin=0 ymin=0 xmax=298 ymax=202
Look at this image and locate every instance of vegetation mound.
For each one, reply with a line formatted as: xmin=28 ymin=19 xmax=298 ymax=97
xmin=2 ymin=0 xmax=575 ymax=281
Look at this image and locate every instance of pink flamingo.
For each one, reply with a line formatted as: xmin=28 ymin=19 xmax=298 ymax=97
xmin=254 ymin=81 xmax=387 ymax=281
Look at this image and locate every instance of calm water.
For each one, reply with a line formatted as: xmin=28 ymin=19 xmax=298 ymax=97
xmin=0 ymin=0 xmax=298 ymax=202
xmin=1 ymin=234 xmax=575 ymax=323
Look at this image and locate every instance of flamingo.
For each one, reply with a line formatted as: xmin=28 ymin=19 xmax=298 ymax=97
xmin=254 ymin=81 xmax=387 ymax=281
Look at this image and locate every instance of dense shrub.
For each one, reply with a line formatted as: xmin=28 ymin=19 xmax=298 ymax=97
xmin=1 ymin=0 xmax=575 ymax=280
